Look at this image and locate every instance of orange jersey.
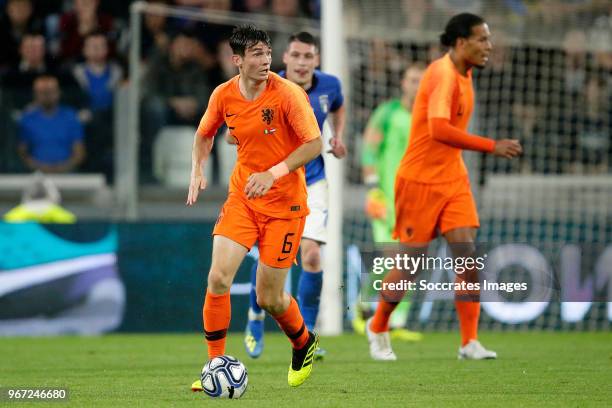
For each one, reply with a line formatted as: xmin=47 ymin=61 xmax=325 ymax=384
xmin=397 ymin=53 xmax=480 ymax=183
xmin=197 ymin=72 xmax=320 ymax=219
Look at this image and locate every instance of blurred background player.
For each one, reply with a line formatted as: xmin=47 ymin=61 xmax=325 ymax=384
xmin=240 ymin=31 xmax=346 ymax=361
xmin=187 ymin=25 xmax=323 ymax=389
xmin=366 ymin=13 xmax=522 ymax=361
xmin=355 ymin=63 xmax=426 ymax=342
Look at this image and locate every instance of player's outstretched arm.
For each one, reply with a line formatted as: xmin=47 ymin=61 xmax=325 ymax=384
xmin=430 ymin=118 xmax=522 ymax=158
xmin=186 ymin=133 xmax=214 ymax=206
xmin=244 ymin=137 xmax=322 ymax=200
xmin=328 ymin=105 xmax=347 ymax=158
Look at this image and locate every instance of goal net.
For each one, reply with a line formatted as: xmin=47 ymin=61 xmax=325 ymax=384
xmin=342 ymin=1 xmax=612 ymax=331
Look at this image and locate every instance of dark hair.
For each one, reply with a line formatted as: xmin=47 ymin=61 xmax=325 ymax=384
xmin=439 ymin=13 xmax=485 ymax=47
xmin=84 ymin=30 xmax=108 ymax=42
xmin=22 ymin=30 xmax=44 ymax=39
xmin=287 ymin=31 xmax=319 ymax=51
xmin=34 ymin=74 xmax=59 ymax=85
xmin=229 ymin=24 xmax=271 ymax=56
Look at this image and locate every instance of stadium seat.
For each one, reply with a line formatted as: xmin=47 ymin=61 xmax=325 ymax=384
xmin=153 ymin=126 xmax=213 ymax=188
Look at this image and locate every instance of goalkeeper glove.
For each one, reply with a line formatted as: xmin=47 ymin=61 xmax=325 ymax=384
xmin=365 ymin=188 xmax=387 ymax=220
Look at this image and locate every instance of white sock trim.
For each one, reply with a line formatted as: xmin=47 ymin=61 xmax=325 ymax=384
xmin=248 ymin=308 xmax=265 ymax=321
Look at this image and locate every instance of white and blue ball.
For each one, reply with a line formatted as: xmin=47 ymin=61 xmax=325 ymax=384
xmin=200 ymin=355 xmax=248 ymax=399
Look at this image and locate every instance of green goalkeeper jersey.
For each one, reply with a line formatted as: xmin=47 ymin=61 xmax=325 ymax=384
xmin=366 ymin=99 xmax=412 ymax=198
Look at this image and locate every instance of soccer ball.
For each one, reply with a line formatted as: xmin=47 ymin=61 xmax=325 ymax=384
xmin=200 ymin=355 xmax=248 ymax=398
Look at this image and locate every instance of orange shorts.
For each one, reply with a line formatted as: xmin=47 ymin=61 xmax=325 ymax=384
xmin=393 ymin=175 xmax=479 ymax=244
xmin=213 ymin=193 xmax=306 ymax=269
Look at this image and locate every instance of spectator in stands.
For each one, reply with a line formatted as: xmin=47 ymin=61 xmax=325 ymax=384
xmin=2 ymin=32 xmax=84 ymax=110
xmin=400 ymin=0 xmax=430 ymax=31
xmin=144 ymin=32 xmax=212 ymax=125
xmin=192 ymin=0 xmax=233 ymax=57
xmin=510 ymin=98 xmax=544 ymax=173
xmin=141 ymin=0 xmax=174 ymax=61
xmin=0 ymin=0 xmax=42 ymax=70
xmin=568 ymin=73 xmax=611 ymax=173
xmin=141 ymin=32 xmax=213 ymax=180
xmin=73 ymin=32 xmax=123 ymax=113
xmin=58 ymin=0 xmax=115 ymax=63
xmin=271 ymin=0 xmax=304 ymax=17
xmin=589 ymin=9 xmax=612 ymax=84
xmin=72 ymin=32 xmax=122 ymax=180
xmin=562 ymin=29 xmax=587 ymax=95
xmin=269 ymin=0 xmax=306 ymax=71
xmin=216 ymin=39 xmax=237 ymax=80
xmin=2 ymin=32 xmax=51 ymax=109
xmin=18 ymin=75 xmax=85 ymax=174
xmin=238 ymin=0 xmax=269 ymax=14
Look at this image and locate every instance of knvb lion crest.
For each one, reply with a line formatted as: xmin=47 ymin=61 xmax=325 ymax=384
xmin=261 ymin=107 xmax=274 ymax=125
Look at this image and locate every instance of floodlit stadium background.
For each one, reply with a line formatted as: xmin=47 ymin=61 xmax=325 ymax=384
xmin=1 ymin=0 xmax=611 ymax=337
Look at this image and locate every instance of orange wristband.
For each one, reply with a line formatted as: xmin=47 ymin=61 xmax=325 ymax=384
xmin=268 ymin=161 xmax=289 ymax=180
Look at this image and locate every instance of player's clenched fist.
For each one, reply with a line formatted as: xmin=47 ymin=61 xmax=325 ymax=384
xmin=245 ymin=172 xmax=274 ymax=199
xmin=327 ymin=137 xmax=347 ymax=158
xmin=493 ymin=139 xmax=522 ymax=159
xmin=186 ymin=169 xmax=207 ymax=206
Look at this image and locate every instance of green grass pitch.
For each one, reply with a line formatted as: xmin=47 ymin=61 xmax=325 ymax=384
xmin=2 ymin=332 xmax=610 ymax=407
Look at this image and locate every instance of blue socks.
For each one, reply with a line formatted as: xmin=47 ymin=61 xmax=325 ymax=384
xmin=249 ymin=261 xmax=262 ymax=314
xmin=297 ymin=270 xmax=323 ymax=330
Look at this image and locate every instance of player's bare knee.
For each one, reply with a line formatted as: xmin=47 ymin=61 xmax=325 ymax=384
xmin=301 ymin=245 xmax=321 ymax=271
xmin=207 ymin=269 xmax=231 ymax=293
xmin=449 ymin=241 xmax=476 ymax=259
xmin=256 ymin=293 xmax=283 ymax=314
xmin=302 ymin=248 xmax=321 ymax=272
xmin=260 ymin=301 xmax=285 ymax=316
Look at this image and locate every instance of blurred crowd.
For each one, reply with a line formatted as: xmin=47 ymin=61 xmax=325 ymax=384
xmin=347 ymin=1 xmax=612 ymax=178
xmin=0 ymin=0 xmax=611 ymax=185
xmin=348 ymin=0 xmax=612 ymax=40
xmin=0 ymin=0 xmax=319 ymax=182
xmin=349 ymin=34 xmax=612 ymax=181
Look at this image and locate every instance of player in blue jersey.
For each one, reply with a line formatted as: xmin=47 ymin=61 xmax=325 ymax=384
xmin=240 ymin=31 xmax=346 ymax=360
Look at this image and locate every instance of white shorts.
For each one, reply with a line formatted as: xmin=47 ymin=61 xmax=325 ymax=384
xmin=302 ymin=178 xmax=328 ymax=244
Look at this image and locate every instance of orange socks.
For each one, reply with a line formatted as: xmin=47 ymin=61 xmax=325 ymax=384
xmin=203 ymin=289 xmax=231 ymax=358
xmin=271 ymin=296 xmax=309 ymax=349
xmin=370 ymin=300 xmax=399 ymax=333
xmin=455 ymin=301 xmax=480 ymax=346
xmin=370 ymin=268 xmax=406 ymax=333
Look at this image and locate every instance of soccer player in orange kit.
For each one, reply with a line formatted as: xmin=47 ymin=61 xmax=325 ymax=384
xmin=187 ymin=25 xmax=323 ymax=388
xmin=366 ymin=13 xmax=522 ymax=361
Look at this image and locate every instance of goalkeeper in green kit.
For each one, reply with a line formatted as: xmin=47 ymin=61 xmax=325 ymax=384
xmin=355 ymin=63 xmax=425 ymax=341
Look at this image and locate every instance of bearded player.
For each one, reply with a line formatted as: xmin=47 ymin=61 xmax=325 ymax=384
xmin=366 ymin=13 xmax=522 ymax=361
